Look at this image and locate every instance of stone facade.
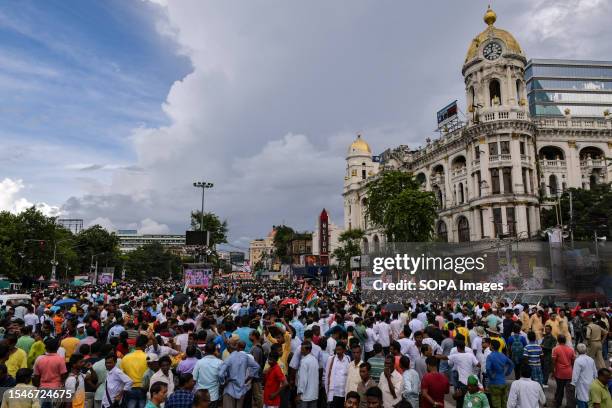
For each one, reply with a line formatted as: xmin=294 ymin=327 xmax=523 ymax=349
xmin=343 ymin=7 xmax=612 ymax=246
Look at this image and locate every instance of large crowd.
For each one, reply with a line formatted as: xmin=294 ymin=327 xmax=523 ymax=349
xmin=0 ymin=278 xmax=610 ymax=408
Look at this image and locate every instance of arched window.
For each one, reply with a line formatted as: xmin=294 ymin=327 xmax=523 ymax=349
xmin=549 ymin=174 xmax=558 ymax=196
xmin=590 ymin=174 xmax=597 ymax=188
xmin=373 ymin=235 xmax=380 ymax=253
xmin=458 ymin=182 xmax=464 ymax=204
xmin=361 ymin=163 xmax=366 ymax=180
xmin=437 ymin=221 xmax=448 ymax=242
xmin=457 ymin=216 xmax=470 ymax=242
xmin=362 ymin=237 xmax=369 ymax=254
xmin=468 ymin=86 xmax=476 ymax=108
xmin=489 ymin=79 xmax=501 ymax=106
xmin=516 ymin=79 xmax=522 ymax=102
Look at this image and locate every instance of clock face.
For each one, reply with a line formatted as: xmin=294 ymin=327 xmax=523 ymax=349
xmin=483 ymin=42 xmax=502 ymax=60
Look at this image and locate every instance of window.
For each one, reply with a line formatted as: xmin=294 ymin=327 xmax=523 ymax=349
xmin=526 ymin=206 xmax=531 ymax=237
xmin=458 ymin=182 xmax=464 ymax=204
xmin=437 ymin=221 xmax=448 ymax=242
xmin=500 ymin=141 xmax=510 ymax=155
xmin=458 ymin=217 xmax=470 ymax=242
xmin=516 ymin=79 xmax=522 ymax=101
xmin=474 ymin=144 xmax=481 ymax=159
xmin=493 ymin=208 xmax=503 ymax=237
xmin=549 ymin=174 xmax=558 ymax=196
xmin=491 ymin=169 xmax=500 ymax=194
xmin=362 ymin=169 xmax=366 ymax=179
xmin=506 ymin=207 xmax=516 ymax=237
xmin=489 ymin=142 xmax=498 ymax=156
xmin=502 ymin=167 xmax=513 ymax=193
xmin=489 ymin=79 xmax=502 ymax=106
xmin=522 ymin=168 xmax=529 ymax=193
xmin=479 ymin=209 xmax=485 ymax=238
xmin=476 ymin=171 xmax=482 ymax=197
xmin=520 ymin=141 xmax=525 ymax=155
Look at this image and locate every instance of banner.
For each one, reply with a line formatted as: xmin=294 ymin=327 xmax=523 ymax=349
xmin=184 ymin=268 xmax=212 ymax=288
xmin=98 ymin=272 xmax=114 ymax=285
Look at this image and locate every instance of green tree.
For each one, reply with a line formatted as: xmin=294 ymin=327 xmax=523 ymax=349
xmin=124 ymin=242 xmax=182 ymax=280
xmin=366 ymin=170 xmax=438 ymax=242
xmin=541 ymin=184 xmax=612 ymax=240
xmin=331 ymin=228 xmax=365 ymax=279
xmin=190 ymin=211 xmax=228 ymax=246
xmin=272 ymin=225 xmax=295 ymax=264
xmin=73 ymin=225 xmax=121 ymax=276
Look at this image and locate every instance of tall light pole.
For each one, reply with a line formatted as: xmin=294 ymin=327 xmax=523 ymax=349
xmin=193 ymin=181 xmax=214 ymax=233
xmin=193 ymin=181 xmax=213 ymax=263
xmin=51 ymin=238 xmax=73 ymax=281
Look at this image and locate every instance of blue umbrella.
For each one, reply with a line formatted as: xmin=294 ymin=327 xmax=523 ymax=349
xmin=54 ymin=298 xmax=78 ymax=307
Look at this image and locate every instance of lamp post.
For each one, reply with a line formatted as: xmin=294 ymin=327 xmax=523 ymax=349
xmin=193 ymin=181 xmax=214 ymax=233
xmin=51 ymin=238 xmax=73 ymax=281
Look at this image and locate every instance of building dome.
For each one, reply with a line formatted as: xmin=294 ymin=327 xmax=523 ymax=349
xmin=348 ymin=134 xmax=372 ymax=155
xmin=465 ymin=6 xmax=523 ymax=63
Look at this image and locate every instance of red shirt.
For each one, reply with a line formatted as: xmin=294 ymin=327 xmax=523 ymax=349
xmin=263 ymin=363 xmax=286 ymax=406
xmin=552 ymin=344 xmax=575 ymax=380
xmin=33 ymin=353 xmax=67 ymax=388
xmin=420 ymin=372 xmax=449 ymax=408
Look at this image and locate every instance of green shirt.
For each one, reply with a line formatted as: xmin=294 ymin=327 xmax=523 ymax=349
xmin=16 ymin=335 xmax=35 ymax=354
xmin=463 ymin=391 xmax=490 ymax=408
xmin=589 ymin=379 xmax=612 ymax=408
xmin=367 ymin=355 xmax=385 ymax=383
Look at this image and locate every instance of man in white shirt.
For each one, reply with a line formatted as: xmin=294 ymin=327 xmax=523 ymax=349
xmin=148 ymin=355 xmax=174 ymax=398
xmin=344 ymin=342 xmax=363 ymax=395
xmin=448 ymin=341 xmax=479 ymax=389
xmin=507 ymin=365 xmax=546 ymax=408
xmin=571 ymin=343 xmax=597 ymax=407
xmin=323 ymin=342 xmax=351 ymax=407
xmin=102 ymin=354 xmax=133 ymax=408
xmin=389 ymin=314 xmax=403 ymax=341
xmin=408 ymin=313 xmax=424 ymax=335
xmin=364 ymin=320 xmax=378 ymax=359
xmin=378 ymin=355 xmax=402 ymax=408
xmin=23 ymin=307 xmax=39 ymax=331
xmin=374 ymin=317 xmax=391 ymax=354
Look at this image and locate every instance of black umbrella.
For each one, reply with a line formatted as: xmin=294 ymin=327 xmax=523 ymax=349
xmin=384 ymin=303 xmax=405 ymax=312
xmin=173 ymin=293 xmax=189 ymax=305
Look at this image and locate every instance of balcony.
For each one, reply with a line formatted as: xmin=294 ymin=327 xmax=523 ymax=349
xmin=580 ymin=158 xmax=605 ymax=168
xmin=489 ymin=154 xmax=512 ymax=164
xmin=478 ymin=109 xmax=529 ymax=123
xmin=451 ymin=167 xmax=467 ymax=180
xmin=540 ymin=159 xmax=566 ymax=170
xmin=430 ymin=174 xmax=445 ymax=186
xmin=535 ymin=117 xmax=612 ymax=130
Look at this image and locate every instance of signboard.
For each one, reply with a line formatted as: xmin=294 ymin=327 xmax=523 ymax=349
xmin=184 ymin=268 xmax=212 ymax=288
xmin=186 ymin=231 xmax=209 ymax=246
xmin=319 ymin=209 xmax=329 ymax=266
xmin=230 ymin=252 xmax=245 ymax=265
xmin=74 ymin=275 xmax=89 ymax=282
xmin=98 ymin=272 xmax=114 ymax=285
xmin=436 ymin=100 xmax=458 ymax=126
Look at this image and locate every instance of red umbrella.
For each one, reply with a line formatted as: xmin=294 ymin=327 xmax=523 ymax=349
xmin=257 ymin=299 xmax=265 ymax=305
xmin=280 ymin=298 xmax=299 ymax=305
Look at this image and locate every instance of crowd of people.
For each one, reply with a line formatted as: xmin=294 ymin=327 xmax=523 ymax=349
xmin=0 ymin=278 xmax=609 ymax=408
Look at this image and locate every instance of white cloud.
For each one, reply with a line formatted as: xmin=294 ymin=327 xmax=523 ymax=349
xmin=0 ymin=178 xmax=61 ymax=216
xmin=86 ymin=217 xmax=116 ymax=232
xmin=138 ymin=218 xmax=170 ymax=234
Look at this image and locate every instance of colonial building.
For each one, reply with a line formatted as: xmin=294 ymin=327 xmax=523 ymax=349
xmin=343 ymin=7 xmax=612 ymax=246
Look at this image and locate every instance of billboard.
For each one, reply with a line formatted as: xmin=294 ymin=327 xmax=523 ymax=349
xmin=436 ymin=100 xmax=458 ymax=126
xmin=98 ymin=272 xmax=114 ymax=285
xmin=184 ymin=268 xmax=213 ymax=288
xmin=186 ymin=231 xmax=209 ymax=246
xmin=229 ymin=251 xmax=245 ymax=265
xmin=319 ymin=209 xmax=329 ymax=266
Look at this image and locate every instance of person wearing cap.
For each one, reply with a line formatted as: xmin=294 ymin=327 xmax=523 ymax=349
xmin=507 ymin=365 xmax=546 ymax=408
xmin=462 ymin=375 xmax=488 ymax=408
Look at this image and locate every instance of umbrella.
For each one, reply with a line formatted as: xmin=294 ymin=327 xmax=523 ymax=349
xmin=50 ymin=306 xmax=60 ymax=312
xmin=384 ymin=303 xmax=405 ymax=312
xmin=54 ymin=298 xmax=78 ymax=307
xmin=257 ymin=299 xmax=265 ymax=305
xmin=280 ymin=298 xmax=299 ymax=306
xmin=173 ymin=293 xmax=189 ymax=305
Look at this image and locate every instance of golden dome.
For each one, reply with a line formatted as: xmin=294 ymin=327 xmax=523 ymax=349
xmin=465 ymin=6 xmax=523 ymax=63
xmin=348 ymin=134 xmax=371 ymax=155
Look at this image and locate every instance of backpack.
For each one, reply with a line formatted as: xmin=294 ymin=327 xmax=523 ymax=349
xmin=510 ymin=334 xmax=524 ymax=364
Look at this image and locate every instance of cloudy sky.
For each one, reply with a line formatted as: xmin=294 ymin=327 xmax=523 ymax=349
xmin=1 ymin=0 xmax=611 ymax=250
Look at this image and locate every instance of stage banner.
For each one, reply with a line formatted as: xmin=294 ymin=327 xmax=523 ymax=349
xmin=98 ymin=272 xmax=114 ymax=285
xmin=184 ymin=268 xmax=212 ymax=288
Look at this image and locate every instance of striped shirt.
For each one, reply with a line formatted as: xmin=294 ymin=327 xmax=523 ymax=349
xmin=523 ymin=342 xmax=543 ymax=366
xmin=367 ymin=355 xmax=385 ymax=383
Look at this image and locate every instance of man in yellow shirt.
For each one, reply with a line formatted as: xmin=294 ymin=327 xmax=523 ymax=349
xmin=121 ymin=335 xmax=149 ymax=408
xmin=589 ymin=368 xmax=611 ymax=408
xmin=5 ymin=334 xmax=27 ymax=377
xmin=60 ymin=329 xmax=80 ymax=362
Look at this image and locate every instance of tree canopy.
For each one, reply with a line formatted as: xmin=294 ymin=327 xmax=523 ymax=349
xmin=331 ymin=228 xmax=365 ymax=278
xmin=365 ymin=170 xmax=438 ymax=242
xmin=190 ymin=211 xmax=228 ymax=246
xmin=541 ymin=184 xmax=612 ymax=240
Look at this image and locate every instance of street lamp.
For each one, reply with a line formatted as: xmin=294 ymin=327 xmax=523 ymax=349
xmin=193 ymin=181 xmax=214 ymax=233
xmin=51 ymin=238 xmax=73 ymax=281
